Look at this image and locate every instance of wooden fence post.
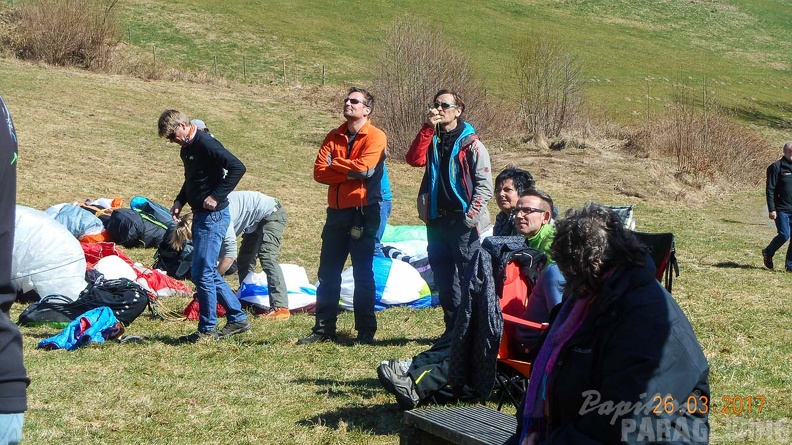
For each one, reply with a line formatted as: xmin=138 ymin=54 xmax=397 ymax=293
xmin=214 ymin=55 xmax=218 ymax=76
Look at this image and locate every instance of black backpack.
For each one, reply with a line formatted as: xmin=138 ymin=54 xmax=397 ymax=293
xmin=152 ymin=226 xmax=194 ymax=280
xmin=106 ymin=208 xmax=165 ymax=248
xmin=18 ymin=278 xmax=151 ymax=327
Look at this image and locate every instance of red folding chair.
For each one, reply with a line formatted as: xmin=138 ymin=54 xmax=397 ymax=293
xmin=494 ymin=261 xmax=549 ymax=410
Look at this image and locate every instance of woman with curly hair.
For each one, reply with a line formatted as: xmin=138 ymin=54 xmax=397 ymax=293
xmin=519 ymin=203 xmax=710 ymax=445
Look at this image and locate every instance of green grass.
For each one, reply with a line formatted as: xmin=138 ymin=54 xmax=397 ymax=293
xmin=1 ymin=0 xmax=791 ymax=443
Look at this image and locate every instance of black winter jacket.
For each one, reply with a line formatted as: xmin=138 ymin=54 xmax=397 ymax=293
xmin=540 ymin=258 xmax=709 ymax=444
xmin=766 ymin=156 xmax=792 ymax=213
xmin=176 ymin=131 xmax=245 ymax=213
xmin=448 ymin=236 xmax=546 ymax=401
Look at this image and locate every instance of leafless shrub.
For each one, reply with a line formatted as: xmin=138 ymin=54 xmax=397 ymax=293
xmin=636 ymin=81 xmax=774 ymax=186
xmin=373 ymin=18 xmax=514 ymax=159
xmin=3 ymin=0 xmax=120 ymax=70
xmin=514 ymin=32 xmax=584 ymax=138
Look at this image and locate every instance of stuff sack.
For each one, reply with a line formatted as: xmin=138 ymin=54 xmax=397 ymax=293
xmin=105 ymin=208 xmax=146 ymax=247
xmin=153 ymin=226 xmax=193 ymax=280
xmin=17 ymin=295 xmax=75 ymax=328
xmin=130 ymin=196 xmax=175 ymax=230
xmin=18 ymin=278 xmax=150 ymax=327
xmin=106 ymin=208 xmax=165 ymax=248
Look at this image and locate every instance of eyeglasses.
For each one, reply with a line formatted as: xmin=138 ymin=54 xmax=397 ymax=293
xmin=344 ymin=97 xmax=367 ymax=105
xmin=514 ymin=206 xmax=547 ymax=217
xmin=431 ymin=101 xmax=458 ymax=110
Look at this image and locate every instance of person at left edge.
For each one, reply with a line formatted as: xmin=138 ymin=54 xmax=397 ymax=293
xmin=298 ymin=87 xmax=387 ymax=346
xmin=158 ymin=109 xmax=250 ymax=343
xmin=0 ymin=95 xmax=29 ymax=445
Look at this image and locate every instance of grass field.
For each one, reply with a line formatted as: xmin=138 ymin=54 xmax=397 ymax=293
xmin=2 ymin=0 xmax=791 ymax=443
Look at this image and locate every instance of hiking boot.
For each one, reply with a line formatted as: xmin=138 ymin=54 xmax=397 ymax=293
xmin=218 ymin=320 xmax=251 ymax=338
xmin=377 ymin=360 xmax=419 ymax=410
xmin=353 ymin=331 xmax=375 ymax=345
xmin=178 ymin=330 xmax=218 ymax=344
xmin=258 ymin=307 xmax=290 ymax=321
xmin=762 ymin=249 xmax=774 ymax=269
xmin=297 ymin=332 xmax=337 ymax=345
xmin=377 ymin=358 xmax=412 ymax=392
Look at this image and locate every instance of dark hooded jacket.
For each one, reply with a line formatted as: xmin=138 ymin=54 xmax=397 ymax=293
xmin=537 ymin=257 xmax=709 ymax=444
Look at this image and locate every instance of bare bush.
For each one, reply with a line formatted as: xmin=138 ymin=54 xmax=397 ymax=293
xmin=3 ymin=0 xmax=120 ymax=70
xmin=514 ymin=32 xmax=584 ymax=138
xmin=373 ymin=19 xmax=513 ymax=159
xmin=636 ymin=83 xmax=774 ymax=186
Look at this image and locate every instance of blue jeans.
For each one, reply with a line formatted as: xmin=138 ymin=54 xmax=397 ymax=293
xmin=374 ymin=199 xmax=392 ymax=257
xmin=314 ymin=204 xmax=380 ymax=336
xmin=765 ymin=210 xmax=792 ymax=270
xmin=0 ymin=413 xmax=23 ymax=445
xmin=192 ymin=208 xmax=247 ymax=332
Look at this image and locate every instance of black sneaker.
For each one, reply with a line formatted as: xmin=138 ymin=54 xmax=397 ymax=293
xmin=297 ymin=332 xmax=337 ymax=345
xmin=377 ymin=360 xmax=419 ymax=410
xmin=354 ymin=331 xmax=375 ymax=345
xmin=218 ymin=320 xmax=251 ymax=338
xmin=178 ymin=330 xmax=218 ymax=344
xmin=762 ymin=250 xmax=774 ymax=269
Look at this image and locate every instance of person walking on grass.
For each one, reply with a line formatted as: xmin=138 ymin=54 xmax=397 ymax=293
xmin=158 ymin=109 xmax=250 ymax=343
xmin=171 ymin=191 xmax=290 ymax=320
xmin=763 ymin=141 xmax=792 ymax=272
xmin=405 ymin=89 xmax=493 ymax=333
xmin=298 ymin=87 xmax=387 ymax=346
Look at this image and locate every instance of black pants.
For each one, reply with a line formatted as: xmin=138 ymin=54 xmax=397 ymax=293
xmin=409 ymin=331 xmax=477 ymax=404
xmin=313 ymin=204 xmax=380 ymax=336
xmin=426 ymin=214 xmax=480 ymax=331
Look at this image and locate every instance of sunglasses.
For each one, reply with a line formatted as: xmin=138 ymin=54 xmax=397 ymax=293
xmin=514 ymin=206 xmax=547 ymax=216
xmin=431 ymin=101 xmax=459 ymax=110
xmin=344 ymin=97 xmax=367 ymax=105
xmin=165 ymin=130 xmax=177 ymax=140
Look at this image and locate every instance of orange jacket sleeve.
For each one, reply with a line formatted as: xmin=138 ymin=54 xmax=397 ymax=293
xmin=405 ymin=124 xmax=435 ymax=167
xmin=313 ymin=131 xmax=348 ymax=185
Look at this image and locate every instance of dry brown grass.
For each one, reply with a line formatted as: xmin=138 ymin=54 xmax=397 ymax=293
xmin=2 ymin=0 xmax=121 ymax=70
xmin=631 ymin=105 xmax=776 ymax=190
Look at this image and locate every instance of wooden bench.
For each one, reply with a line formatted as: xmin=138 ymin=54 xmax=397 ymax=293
xmin=401 ymin=405 xmax=518 ymax=445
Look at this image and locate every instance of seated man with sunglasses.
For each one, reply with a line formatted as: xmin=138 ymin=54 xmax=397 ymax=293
xmin=377 ymin=189 xmax=564 ymax=410
xmin=405 ymin=89 xmax=493 ymax=335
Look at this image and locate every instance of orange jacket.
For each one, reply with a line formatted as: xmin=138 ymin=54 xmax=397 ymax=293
xmin=314 ymin=120 xmax=387 ymax=209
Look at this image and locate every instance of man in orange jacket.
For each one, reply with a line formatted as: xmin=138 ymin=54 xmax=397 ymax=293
xmin=298 ymin=87 xmax=387 ymax=345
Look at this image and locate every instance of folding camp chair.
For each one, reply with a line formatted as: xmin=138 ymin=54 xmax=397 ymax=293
xmin=604 ymin=204 xmax=636 ymax=230
xmin=632 ymin=232 xmax=679 ymax=293
xmin=494 ymin=260 xmax=548 ymax=410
